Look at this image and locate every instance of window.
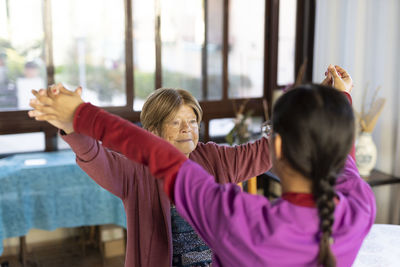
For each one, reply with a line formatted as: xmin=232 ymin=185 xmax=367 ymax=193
xmin=161 ymin=0 xmax=203 ymax=100
xmin=277 ymin=0 xmax=297 ymax=85
xmin=132 ymin=0 xmax=156 ymax=111
xmin=0 ymin=0 xmax=46 ymax=111
xmin=228 ymin=0 xmax=265 ymax=98
xmin=52 ymin=0 xmax=125 ymax=107
xmin=0 ymin=0 xmax=315 ymax=153
xmin=0 ymin=133 xmax=44 ymax=154
xmin=206 ymin=0 xmax=223 ymax=100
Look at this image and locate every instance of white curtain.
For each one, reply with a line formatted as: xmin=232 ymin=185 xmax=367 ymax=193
xmin=313 ymin=0 xmax=400 ymax=177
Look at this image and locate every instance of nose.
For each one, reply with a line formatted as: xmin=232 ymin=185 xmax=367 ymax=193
xmin=181 ymin=120 xmax=192 ymax=133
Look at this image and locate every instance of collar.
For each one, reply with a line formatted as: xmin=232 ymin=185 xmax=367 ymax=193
xmin=282 ymin=192 xmax=316 ymax=207
xmin=282 ymin=192 xmax=339 ymax=207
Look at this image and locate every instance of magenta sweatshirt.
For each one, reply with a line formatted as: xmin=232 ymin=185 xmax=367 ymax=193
xmin=73 ymin=103 xmax=376 ymax=267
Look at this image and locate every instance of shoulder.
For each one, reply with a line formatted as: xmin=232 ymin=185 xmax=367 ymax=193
xmin=192 ymin=141 xmax=223 ymax=155
xmin=191 ymin=141 xmax=233 ymax=160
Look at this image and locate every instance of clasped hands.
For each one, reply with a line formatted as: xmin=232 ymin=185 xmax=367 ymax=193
xmin=28 ymin=83 xmax=84 ymax=134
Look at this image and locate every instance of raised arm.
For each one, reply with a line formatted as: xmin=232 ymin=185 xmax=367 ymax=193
xmin=192 ymin=139 xmax=271 ymax=184
xmin=61 ymin=132 xmax=141 ymax=199
xmin=29 ymin=87 xmax=141 ymax=199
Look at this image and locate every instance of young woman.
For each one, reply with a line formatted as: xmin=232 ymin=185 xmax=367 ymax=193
xmin=29 ymin=66 xmax=375 ymax=266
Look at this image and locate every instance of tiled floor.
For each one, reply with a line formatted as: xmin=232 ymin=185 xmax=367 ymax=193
xmin=0 ymin=240 xmax=125 ymax=267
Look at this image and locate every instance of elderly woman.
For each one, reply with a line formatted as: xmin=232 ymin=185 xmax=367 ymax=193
xmin=30 ymin=87 xmax=271 ymax=267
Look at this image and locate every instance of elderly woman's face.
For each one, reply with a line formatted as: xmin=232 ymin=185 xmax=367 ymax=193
xmin=161 ymin=104 xmax=199 ymax=157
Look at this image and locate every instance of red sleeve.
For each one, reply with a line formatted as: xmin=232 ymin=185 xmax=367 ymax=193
xmin=73 ymin=103 xmax=187 ymax=200
xmin=343 ymin=91 xmax=352 ymax=105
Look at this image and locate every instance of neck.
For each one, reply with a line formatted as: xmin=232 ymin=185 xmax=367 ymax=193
xmin=281 ymin=176 xmax=312 ymax=194
xmin=274 ymin=163 xmax=312 ymax=194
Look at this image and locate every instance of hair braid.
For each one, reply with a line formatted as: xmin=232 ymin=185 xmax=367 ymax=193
xmin=272 ymin=84 xmax=355 ymax=266
xmin=314 ymin=174 xmax=337 ymax=267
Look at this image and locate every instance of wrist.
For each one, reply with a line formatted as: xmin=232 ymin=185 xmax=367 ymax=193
xmin=61 ymin=123 xmax=74 ymax=135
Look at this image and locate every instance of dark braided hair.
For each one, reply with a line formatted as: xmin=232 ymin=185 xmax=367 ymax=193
xmin=272 ymin=84 xmax=355 ymax=267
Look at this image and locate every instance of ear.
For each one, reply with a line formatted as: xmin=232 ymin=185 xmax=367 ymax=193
xmin=273 ymin=133 xmax=283 ymax=160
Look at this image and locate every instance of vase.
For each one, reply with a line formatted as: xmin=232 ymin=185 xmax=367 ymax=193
xmin=355 ymin=132 xmax=377 ymax=177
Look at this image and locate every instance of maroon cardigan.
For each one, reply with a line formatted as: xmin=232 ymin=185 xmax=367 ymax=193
xmin=62 ymin=111 xmax=271 ymax=267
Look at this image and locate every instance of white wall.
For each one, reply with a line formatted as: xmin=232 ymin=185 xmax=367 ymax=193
xmin=313 ymin=0 xmax=400 ymax=176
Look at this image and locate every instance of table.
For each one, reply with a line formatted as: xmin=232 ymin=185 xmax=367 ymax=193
xmin=0 ymin=150 xmax=126 ymax=256
xmin=365 ymin=170 xmax=400 ymax=187
xmin=353 ymin=224 xmax=400 ymax=267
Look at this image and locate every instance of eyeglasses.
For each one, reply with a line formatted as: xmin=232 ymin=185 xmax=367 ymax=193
xmin=261 ymin=120 xmax=273 ymax=138
xmin=165 ymin=118 xmax=199 ymax=130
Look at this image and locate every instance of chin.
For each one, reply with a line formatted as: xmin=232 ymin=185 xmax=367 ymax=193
xmin=177 ymin=144 xmax=195 ymax=155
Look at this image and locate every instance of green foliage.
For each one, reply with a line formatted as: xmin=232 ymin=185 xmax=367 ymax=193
xmin=55 ymin=64 xmax=124 ymax=101
xmin=225 ymin=109 xmax=254 ymax=145
xmin=0 ymin=38 xmax=46 ymax=86
xmin=134 ymin=71 xmax=155 ymax=99
xmin=0 ymin=39 xmax=24 ymax=82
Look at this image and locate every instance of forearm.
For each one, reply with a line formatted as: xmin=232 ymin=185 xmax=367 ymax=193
xmin=62 ymin=132 xmax=131 ymax=198
xmin=231 ymin=138 xmax=272 ymax=183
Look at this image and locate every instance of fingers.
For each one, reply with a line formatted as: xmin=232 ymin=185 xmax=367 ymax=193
xmin=47 ymin=84 xmax=60 ymax=97
xmin=328 ymin=64 xmax=341 ymax=79
xmin=55 ymin=83 xmax=75 ymax=95
xmin=31 ymin=90 xmax=54 ymax=106
xmin=29 ymin=104 xmax=56 ymax=115
xmin=39 ymin=89 xmax=48 ymax=96
xmin=28 ymin=108 xmax=58 ymax=122
xmin=29 ymin=113 xmax=58 ymax=121
xmin=28 ymin=109 xmax=44 ymax=118
xmin=58 ymin=83 xmax=75 ymax=95
xmin=31 ymin=89 xmax=40 ymax=98
xmin=29 ymin=99 xmax=43 ymax=109
xmin=75 ymin=86 xmax=83 ymax=96
xmin=30 ymin=92 xmax=54 ymax=106
xmin=46 ymin=83 xmax=74 ymax=99
xmin=334 ymin=65 xmax=349 ymax=78
xmin=321 ymin=75 xmax=332 ymax=86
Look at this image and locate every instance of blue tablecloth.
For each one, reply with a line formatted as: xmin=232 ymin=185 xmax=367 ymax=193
xmin=0 ymin=150 xmax=126 ymax=255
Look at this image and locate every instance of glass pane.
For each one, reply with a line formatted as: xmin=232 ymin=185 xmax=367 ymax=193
xmin=0 ymin=0 xmax=46 ymax=111
xmin=52 ymin=0 xmax=125 ymax=107
xmin=229 ymin=0 xmax=265 ymax=98
xmin=0 ymin=132 xmax=44 ymax=154
xmin=207 ymin=0 xmax=223 ymax=100
xmin=133 ymin=0 xmax=156 ymax=111
xmin=209 ymin=118 xmax=234 ymax=139
xmin=161 ymin=0 xmax=203 ymax=100
xmin=209 ymin=116 xmax=263 ymax=143
xmin=277 ymin=0 xmax=297 ymax=85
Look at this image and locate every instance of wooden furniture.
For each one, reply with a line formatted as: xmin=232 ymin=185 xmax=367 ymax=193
xmin=365 ymin=170 xmax=400 ymax=187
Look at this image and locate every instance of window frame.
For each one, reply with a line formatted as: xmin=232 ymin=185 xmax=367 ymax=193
xmin=0 ymin=0 xmax=315 ymax=151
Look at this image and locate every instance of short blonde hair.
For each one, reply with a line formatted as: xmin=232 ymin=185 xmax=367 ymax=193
xmin=140 ymin=88 xmax=203 ymax=135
